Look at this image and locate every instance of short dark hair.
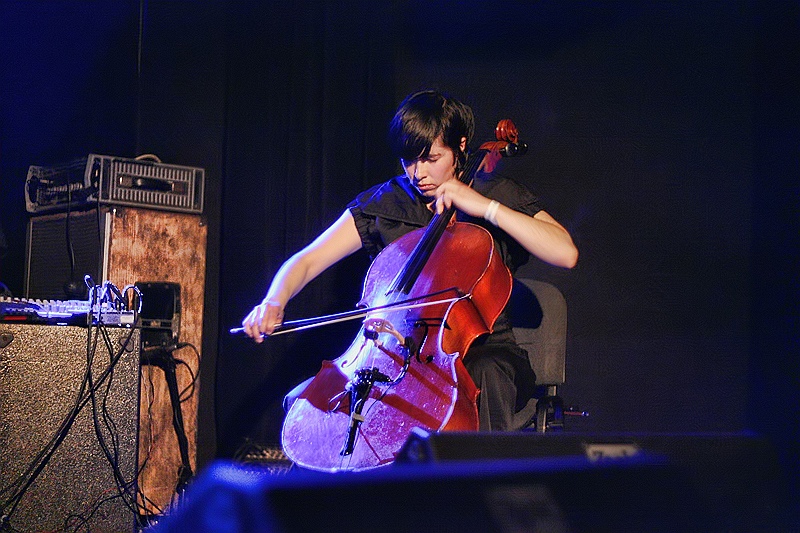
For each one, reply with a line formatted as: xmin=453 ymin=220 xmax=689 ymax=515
xmin=388 ymin=90 xmax=475 ymax=166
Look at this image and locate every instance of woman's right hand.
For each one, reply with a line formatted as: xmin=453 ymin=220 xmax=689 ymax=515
xmin=241 ymin=298 xmax=285 ymax=343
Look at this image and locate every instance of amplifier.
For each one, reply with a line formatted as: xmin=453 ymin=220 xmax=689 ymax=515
xmin=25 ymin=154 xmax=204 ymax=214
xmin=0 ymin=324 xmax=141 ymax=532
xmin=24 ymin=206 xmax=207 ymax=514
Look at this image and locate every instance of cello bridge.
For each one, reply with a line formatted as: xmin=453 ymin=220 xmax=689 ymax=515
xmin=363 ymin=318 xmax=406 ymax=347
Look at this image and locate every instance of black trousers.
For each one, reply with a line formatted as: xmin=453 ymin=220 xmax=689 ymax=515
xmin=462 ymin=341 xmax=537 ymax=431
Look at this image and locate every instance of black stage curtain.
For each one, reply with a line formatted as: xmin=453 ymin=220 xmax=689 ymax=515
xmin=216 ymin=1 xmax=775 ymax=459
xmin=218 ymin=1 xmax=397 ymax=456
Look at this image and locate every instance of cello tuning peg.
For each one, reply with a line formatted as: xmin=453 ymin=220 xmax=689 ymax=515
xmin=499 ymin=141 xmax=528 ymax=158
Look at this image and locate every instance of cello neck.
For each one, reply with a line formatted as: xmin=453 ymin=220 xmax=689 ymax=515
xmin=386 ymin=148 xmax=489 ymax=297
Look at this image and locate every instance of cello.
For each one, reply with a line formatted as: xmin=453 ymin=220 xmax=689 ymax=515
xmin=277 ymin=120 xmax=528 ymax=472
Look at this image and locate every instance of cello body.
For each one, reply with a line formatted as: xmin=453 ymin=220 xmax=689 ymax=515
xmin=281 ymin=221 xmax=512 ymax=471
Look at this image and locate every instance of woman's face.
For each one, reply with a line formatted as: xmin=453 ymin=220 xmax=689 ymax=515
xmin=401 ymin=138 xmax=462 ymax=201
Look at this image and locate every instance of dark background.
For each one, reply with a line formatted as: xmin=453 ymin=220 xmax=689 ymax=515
xmin=1 ymin=0 xmax=796 ymax=514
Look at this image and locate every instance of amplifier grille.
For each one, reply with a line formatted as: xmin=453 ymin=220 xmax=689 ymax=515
xmin=104 ymin=157 xmax=204 ymax=213
xmin=26 ymin=154 xmax=205 ymax=214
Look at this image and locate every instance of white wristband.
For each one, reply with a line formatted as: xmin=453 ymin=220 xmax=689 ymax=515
xmin=484 ymin=200 xmax=500 ymax=226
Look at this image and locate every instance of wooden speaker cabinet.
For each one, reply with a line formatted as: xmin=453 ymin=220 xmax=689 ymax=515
xmin=25 ymin=206 xmax=207 ymax=516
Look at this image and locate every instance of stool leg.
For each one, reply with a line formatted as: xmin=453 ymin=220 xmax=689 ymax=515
xmin=535 ymin=393 xmax=565 ymax=433
xmin=547 ymin=395 xmax=564 ymax=431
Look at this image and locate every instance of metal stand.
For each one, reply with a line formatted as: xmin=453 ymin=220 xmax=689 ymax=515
xmin=140 ymin=347 xmax=193 ymax=494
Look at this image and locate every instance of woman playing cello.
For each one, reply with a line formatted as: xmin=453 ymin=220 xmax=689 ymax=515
xmin=241 ymin=89 xmax=578 ymax=443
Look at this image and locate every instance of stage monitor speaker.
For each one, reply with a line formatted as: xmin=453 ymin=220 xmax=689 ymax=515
xmin=396 ymin=429 xmax=788 ymax=532
xmin=151 ymin=430 xmax=790 ymax=533
xmin=0 ymin=324 xmax=141 ymax=533
xmin=23 ymin=205 xmax=206 ymax=515
xmin=150 ymin=458 xmax=699 ymax=533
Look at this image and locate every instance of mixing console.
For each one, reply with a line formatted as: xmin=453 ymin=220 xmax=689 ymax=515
xmin=0 ymin=297 xmax=135 ymax=327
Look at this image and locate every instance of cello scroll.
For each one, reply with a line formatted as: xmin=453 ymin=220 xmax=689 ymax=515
xmin=475 ymin=119 xmax=528 ymax=174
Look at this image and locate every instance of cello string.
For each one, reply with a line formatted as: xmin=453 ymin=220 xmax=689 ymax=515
xmin=391 ymin=149 xmax=487 ymax=296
